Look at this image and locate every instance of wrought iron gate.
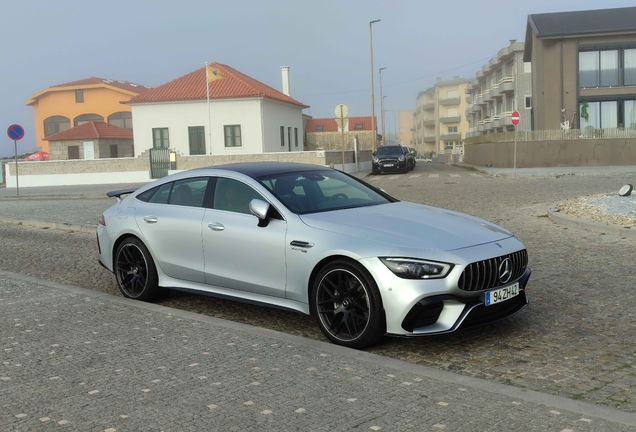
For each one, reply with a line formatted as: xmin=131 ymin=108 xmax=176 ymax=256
xmin=149 ymin=148 xmax=170 ymax=179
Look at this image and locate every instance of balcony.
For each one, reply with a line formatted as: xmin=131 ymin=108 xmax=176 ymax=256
xmin=482 ymin=88 xmax=492 ymax=103
xmin=440 ymin=116 xmax=460 ymax=124
xmin=466 ymin=127 xmax=480 ymax=138
xmin=422 ymin=101 xmax=436 ymax=111
xmin=498 ymin=111 xmax=513 ymax=127
xmin=476 ymin=93 xmax=486 ymax=106
xmin=423 ymin=134 xmax=436 ymax=143
xmin=440 ymin=132 xmax=461 ymax=141
xmin=499 ymin=77 xmax=514 ymax=94
xmin=490 ymin=84 xmax=501 ymax=99
xmin=423 ymin=119 xmax=435 ymax=127
xmin=439 ymin=96 xmax=460 ymax=106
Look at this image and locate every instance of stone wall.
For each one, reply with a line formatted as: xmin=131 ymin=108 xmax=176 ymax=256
xmin=464 ymin=138 xmax=636 ymax=167
xmin=306 ymin=130 xmax=377 ymax=151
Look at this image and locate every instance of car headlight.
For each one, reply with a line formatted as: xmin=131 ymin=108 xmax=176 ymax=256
xmin=373 ymin=157 xmax=379 ymax=163
xmin=380 ymin=257 xmax=453 ymax=279
xmin=398 ymin=155 xmax=405 ymax=161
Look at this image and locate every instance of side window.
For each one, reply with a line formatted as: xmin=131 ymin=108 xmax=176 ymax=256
xmin=168 ymin=177 xmax=209 ymax=207
xmin=136 ymin=186 xmax=159 ymax=202
xmin=213 ymin=178 xmax=264 ymax=215
xmin=149 ymin=183 xmax=173 ymax=204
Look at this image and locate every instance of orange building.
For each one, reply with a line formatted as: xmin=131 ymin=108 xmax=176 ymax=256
xmin=26 ymin=77 xmax=151 ymax=152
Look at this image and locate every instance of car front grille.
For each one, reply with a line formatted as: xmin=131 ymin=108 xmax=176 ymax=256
xmin=378 ymin=158 xmax=399 ymax=164
xmin=458 ymin=249 xmax=528 ymax=292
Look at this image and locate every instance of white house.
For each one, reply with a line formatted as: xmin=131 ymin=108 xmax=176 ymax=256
xmin=126 ymin=63 xmax=308 ymax=157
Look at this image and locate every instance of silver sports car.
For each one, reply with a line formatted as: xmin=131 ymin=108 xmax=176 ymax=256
xmin=97 ymin=162 xmax=530 ymax=348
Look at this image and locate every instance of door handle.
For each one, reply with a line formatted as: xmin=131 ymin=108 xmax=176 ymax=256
xmin=208 ymin=222 xmax=225 ymax=231
xmin=143 ymin=216 xmax=158 ymax=223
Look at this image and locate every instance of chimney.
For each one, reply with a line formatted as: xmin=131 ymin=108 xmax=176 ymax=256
xmin=436 ymin=77 xmax=442 ymax=83
xmin=509 ymin=39 xmax=517 ymax=45
xmin=281 ymin=66 xmax=290 ymax=96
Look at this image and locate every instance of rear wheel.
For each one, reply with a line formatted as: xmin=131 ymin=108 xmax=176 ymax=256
xmin=114 ymin=237 xmax=160 ymax=301
xmin=310 ymin=260 xmax=384 ymax=349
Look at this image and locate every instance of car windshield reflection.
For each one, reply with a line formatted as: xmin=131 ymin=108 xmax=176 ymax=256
xmin=258 ymin=170 xmax=392 ymax=214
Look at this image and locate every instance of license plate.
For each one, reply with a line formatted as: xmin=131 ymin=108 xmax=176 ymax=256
xmin=383 ymin=164 xmax=394 ymax=167
xmin=485 ymin=282 xmax=519 ymax=306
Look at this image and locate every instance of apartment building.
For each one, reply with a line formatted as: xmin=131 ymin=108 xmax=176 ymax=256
xmin=465 ymin=40 xmax=532 ymax=138
xmin=397 ymin=109 xmax=414 ymax=147
xmin=412 ymin=77 xmax=470 ymax=158
xmin=524 ymin=6 xmax=636 ymax=132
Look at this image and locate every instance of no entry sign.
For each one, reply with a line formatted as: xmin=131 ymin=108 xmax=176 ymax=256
xmin=7 ymin=124 xmax=25 ymax=141
xmin=511 ymin=111 xmax=520 ymax=127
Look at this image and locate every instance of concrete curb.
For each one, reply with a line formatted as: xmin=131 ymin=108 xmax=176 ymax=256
xmin=548 ymin=203 xmax=635 ymax=238
xmin=1 ymin=268 xmax=636 ymax=427
xmin=0 ymin=216 xmax=96 ymax=234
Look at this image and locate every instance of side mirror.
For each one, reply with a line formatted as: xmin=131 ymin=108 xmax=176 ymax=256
xmin=249 ymin=199 xmax=270 ymax=227
xmin=372 ymin=151 xmax=376 ymax=156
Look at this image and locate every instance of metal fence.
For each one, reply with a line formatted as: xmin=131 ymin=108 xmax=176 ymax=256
xmin=465 ymin=128 xmax=636 ymax=144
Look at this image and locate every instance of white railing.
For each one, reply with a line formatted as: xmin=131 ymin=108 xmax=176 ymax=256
xmin=466 ymin=127 xmax=636 ymax=143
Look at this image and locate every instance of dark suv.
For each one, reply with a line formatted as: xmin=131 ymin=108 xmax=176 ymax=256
xmin=372 ymin=145 xmax=415 ymax=174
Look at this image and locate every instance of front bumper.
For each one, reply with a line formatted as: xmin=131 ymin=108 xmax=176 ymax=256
xmin=399 ymin=268 xmax=530 ymax=336
xmin=373 ymin=160 xmax=406 ymax=172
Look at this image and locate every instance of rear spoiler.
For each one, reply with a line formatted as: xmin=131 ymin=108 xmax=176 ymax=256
xmin=106 ymin=188 xmax=138 ymax=200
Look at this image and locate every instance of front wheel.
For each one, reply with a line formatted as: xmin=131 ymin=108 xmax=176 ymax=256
xmin=310 ymin=260 xmax=385 ymax=349
xmin=114 ymin=237 xmax=161 ymax=301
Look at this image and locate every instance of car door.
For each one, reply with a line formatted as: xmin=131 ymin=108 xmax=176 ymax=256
xmin=202 ymin=177 xmax=287 ymax=298
xmin=135 ymin=177 xmax=211 ymax=284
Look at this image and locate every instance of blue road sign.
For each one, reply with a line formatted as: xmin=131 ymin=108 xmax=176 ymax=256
xmin=7 ymin=124 xmax=25 ymax=141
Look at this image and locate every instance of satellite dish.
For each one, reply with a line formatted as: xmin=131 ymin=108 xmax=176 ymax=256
xmin=619 ymin=184 xmax=633 ymax=197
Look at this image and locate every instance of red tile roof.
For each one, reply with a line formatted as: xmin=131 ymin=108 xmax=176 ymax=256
xmin=51 ymin=77 xmax=152 ymax=94
xmin=126 ymin=63 xmax=308 ymax=108
xmin=43 ymin=121 xmax=133 ymax=141
xmin=306 ymin=116 xmax=376 ymax=132
xmin=27 ymin=77 xmax=152 ymax=106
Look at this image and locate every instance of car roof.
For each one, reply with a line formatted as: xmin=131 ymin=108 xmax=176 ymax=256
xmin=194 ymin=162 xmax=329 ymax=179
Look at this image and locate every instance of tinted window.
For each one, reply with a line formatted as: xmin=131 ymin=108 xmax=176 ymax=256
xmin=213 ymin=178 xmax=264 ymax=215
xmin=169 ymin=177 xmax=209 ymax=207
xmin=149 ymin=183 xmax=173 ymax=204
xmin=259 ymin=170 xmax=393 ymax=214
xmin=137 ymin=186 xmax=159 ymax=202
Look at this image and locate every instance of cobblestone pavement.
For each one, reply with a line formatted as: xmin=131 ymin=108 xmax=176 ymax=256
xmin=2 ymin=271 xmax=635 ymax=431
xmin=1 ymin=163 xmax=636 ymax=414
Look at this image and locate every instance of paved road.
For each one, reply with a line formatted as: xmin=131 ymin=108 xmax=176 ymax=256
xmin=1 ymin=163 xmax=636 ymax=419
xmin=2 ymin=270 xmax=635 ymax=431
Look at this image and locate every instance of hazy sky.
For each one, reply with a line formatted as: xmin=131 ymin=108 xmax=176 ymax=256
xmin=1 ymin=0 xmax=633 ymax=157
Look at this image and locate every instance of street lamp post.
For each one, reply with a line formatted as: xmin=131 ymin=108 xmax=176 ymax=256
xmin=382 ymin=95 xmax=388 ymax=144
xmin=379 ymin=67 xmax=387 ymax=146
xmin=369 ymin=19 xmax=381 ymax=152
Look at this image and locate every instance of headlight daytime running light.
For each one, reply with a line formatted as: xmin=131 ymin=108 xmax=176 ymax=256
xmin=398 ymin=155 xmax=405 ymax=161
xmin=373 ymin=157 xmax=379 ymax=163
xmin=380 ymin=257 xmax=453 ymax=279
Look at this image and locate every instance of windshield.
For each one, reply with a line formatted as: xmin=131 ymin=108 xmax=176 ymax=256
xmin=376 ymin=146 xmax=403 ymax=156
xmin=258 ymin=170 xmax=395 ymax=214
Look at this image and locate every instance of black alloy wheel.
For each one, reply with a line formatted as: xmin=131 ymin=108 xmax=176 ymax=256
xmin=311 ymin=260 xmax=384 ymax=348
xmin=114 ymin=238 xmax=160 ymax=301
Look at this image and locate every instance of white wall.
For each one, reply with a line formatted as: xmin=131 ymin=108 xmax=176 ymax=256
xmin=260 ymin=99 xmax=305 ymax=153
xmin=131 ymin=98 xmax=305 ymax=157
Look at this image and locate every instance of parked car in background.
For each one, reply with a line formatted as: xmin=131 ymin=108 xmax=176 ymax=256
xmin=372 ymin=145 xmax=415 ymax=174
xmin=97 ymin=162 xmax=531 ymax=349
xmin=402 ymin=146 xmax=416 ymax=170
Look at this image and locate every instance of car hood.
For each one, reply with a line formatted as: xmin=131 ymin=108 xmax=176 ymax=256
xmin=299 ymin=202 xmax=513 ymax=251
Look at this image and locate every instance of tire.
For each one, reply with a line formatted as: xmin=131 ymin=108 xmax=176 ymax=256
xmin=402 ymin=164 xmax=409 ymax=174
xmin=114 ymin=237 xmax=161 ymax=301
xmin=310 ymin=259 xmax=385 ymax=349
